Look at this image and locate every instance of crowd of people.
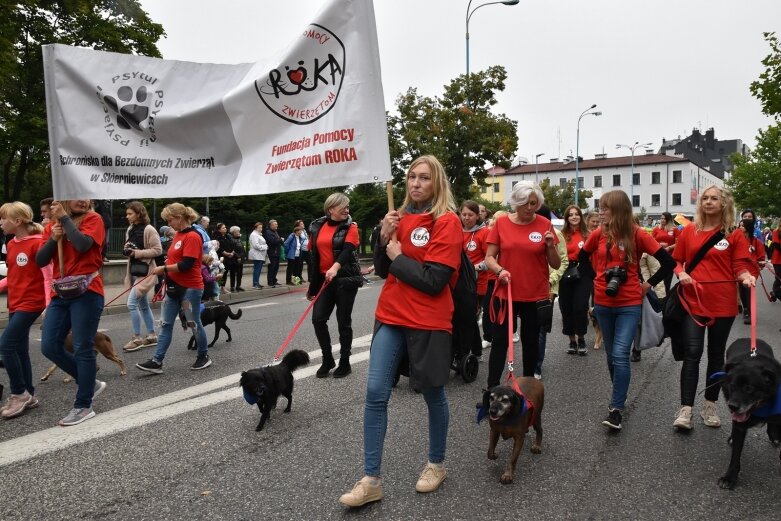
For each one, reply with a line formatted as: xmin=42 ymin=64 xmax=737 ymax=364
xmin=0 ymin=164 xmax=775 ymax=508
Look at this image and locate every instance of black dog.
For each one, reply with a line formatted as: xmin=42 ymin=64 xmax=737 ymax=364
xmin=239 ymin=350 xmax=310 ymax=431
xmin=179 ymin=300 xmax=242 ymax=349
xmin=718 ymin=338 xmax=781 ymax=489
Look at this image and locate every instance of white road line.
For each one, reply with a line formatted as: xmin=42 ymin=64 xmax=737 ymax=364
xmin=238 ymin=302 xmax=277 ymax=310
xmin=0 ymin=334 xmax=374 ymax=467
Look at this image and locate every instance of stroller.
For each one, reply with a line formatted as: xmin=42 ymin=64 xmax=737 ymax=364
xmin=449 ymin=291 xmax=480 ymax=383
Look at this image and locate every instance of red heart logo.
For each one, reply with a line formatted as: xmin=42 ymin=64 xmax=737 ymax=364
xmin=287 ymin=68 xmax=306 ymax=85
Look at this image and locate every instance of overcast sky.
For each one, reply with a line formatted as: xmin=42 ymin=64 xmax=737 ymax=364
xmin=139 ymin=0 xmax=779 ymax=166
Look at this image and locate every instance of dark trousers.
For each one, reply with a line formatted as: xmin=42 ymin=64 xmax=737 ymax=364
xmin=558 ymin=277 xmax=592 ymax=336
xmin=481 ymin=280 xmax=495 ymax=342
xmin=487 ymin=299 xmax=539 ymax=386
xmin=663 ymin=272 xmax=674 ymax=294
xmin=738 ymin=283 xmax=751 ymax=318
xmin=679 ymin=315 xmax=735 ymax=405
xmin=286 ymin=256 xmax=302 ymax=284
xmin=225 ymin=262 xmax=243 ymax=289
xmin=300 ymin=250 xmax=311 ymax=281
xmin=312 ymin=282 xmax=359 ymax=358
xmin=267 ymin=256 xmax=280 ymax=286
xmin=773 ymin=264 xmax=781 ymax=296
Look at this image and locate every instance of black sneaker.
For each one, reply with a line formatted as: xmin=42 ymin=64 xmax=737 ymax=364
xmin=577 ymin=338 xmax=587 ymax=356
xmin=191 ymin=355 xmax=212 ymax=370
xmin=567 ymin=341 xmax=577 ymax=355
xmin=631 ymin=348 xmax=642 ymax=362
xmin=602 ymin=408 xmax=623 ymax=430
xmin=136 ymin=359 xmax=163 ymax=374
xmin=743 ymin=313 xmax=751 ymax=325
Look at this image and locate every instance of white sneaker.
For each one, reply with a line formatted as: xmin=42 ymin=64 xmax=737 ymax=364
xmin=701 ymin=400 xmax=721 ymax=428
xmin=533 ymin=373 xmax=542 ymax=380
xmin=673 ymin=406 xmax=693 ymax=430
xmin=481 ymin=340 xmax=491 ymax=349
xmin=512 ymin=332 xmax=520 ymax=343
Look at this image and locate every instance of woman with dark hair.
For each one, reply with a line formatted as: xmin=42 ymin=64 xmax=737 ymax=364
xmin=736 ymin=209 xmax=765 ymax=324
xmin=307 ymin=193 xmax=362 ymax=378
xmin=579 ymin=190 xmax=675 ymax=431
xmin=215 ymin=223 xmax=241 ymax=292
xmin=121 ymin=201 xmax=162 ymax=352
xmin=460 ymin=200 xmax=489 ymax=355
xmin=558 ymin=204 xmax=591 ymax=356
xmin=652 ymin=211 xmax=680 ymax=293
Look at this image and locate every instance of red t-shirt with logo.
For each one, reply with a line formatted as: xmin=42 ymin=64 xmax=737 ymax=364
xmin=43 ymin=212 xmax=105 ymax=296
xmin=375 ymin=211 xmax=462 ymax=333
xmin=487 ymin=214 xmax=557 ymax=303
xmin=772 ymin=230 xmax=781 ymax=264
xmin=565 ymin=229 xmax=586 ymax=262
xmin=6 ymin=235 xmax=46 ymax=312
xmin=672 ymin=226 xmax=753 ymax=317
xmin=167 ymin=229 xmax=204 ymax=289
xmin=745 ymin=235 xmax=766 ymax=277
xmin=316 ymin=221 xmax=359 ymax=274
xmin=652 ymin=226 xmax=680 ymax=247
xmin=583 ymin=225 xmax=662 ymax=307
xmin=463 ymin=226 xmax=489 ymax=295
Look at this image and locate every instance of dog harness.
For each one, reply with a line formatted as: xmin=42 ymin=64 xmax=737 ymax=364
xmin=710 ymin=371 xmax=781 ymax=419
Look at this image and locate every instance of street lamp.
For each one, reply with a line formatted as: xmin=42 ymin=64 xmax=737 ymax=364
xmin=616 ymin=141 xmax=652 ymax=207
xmin=466 ymin=0 xmax=519 ymax=88
xmin=575 ymin=104 xmax=602 ymax=206
xmin=535 ymin=152 xmax=545 ymax=183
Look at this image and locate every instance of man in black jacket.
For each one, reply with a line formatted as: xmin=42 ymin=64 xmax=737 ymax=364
xmin=263 ymin=219 xmax=282 ymax=288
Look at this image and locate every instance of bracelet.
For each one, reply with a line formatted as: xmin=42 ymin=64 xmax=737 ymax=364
xmin=163 ymin=265 xmax=168 ymax=273
xmin=496 ymin=267 xmax=504 ymax=276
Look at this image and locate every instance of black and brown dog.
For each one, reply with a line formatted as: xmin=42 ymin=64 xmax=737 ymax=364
xmin=179 ymin=300 xmax=243 ymax=349
xmin=718 ymin=338 xmax=781 ymax=489
xmin=484 ymin=378 xmax=545 ymax=484
xmin=40 ymin=331 xmax=127 ymax=382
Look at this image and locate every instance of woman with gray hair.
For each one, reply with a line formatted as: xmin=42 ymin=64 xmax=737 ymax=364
xmin=484 ymin=181 xmax=560 ymax=385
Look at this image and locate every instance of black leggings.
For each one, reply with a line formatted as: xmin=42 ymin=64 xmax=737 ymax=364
xmin=312 ymin=282 xmax=358 ymax=358
xmin=558 ymin=277 xmax=591 ymax=336
xmin=679 ymin=315 xmax=735 ymax=405
xmin=487 ymin=299 xmax=539 ymax=386
xmin=481 ymin=280 xmax=495 ymax=342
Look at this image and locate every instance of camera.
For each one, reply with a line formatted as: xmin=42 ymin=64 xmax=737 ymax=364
xmin=123 ymin=241 xmax=139 ymax=257
xmin=603 ymin=266 xmax=628 ymax=297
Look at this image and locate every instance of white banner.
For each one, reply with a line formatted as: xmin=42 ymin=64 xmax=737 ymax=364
xmin=42 ymin=0 xmax=391 ymax=200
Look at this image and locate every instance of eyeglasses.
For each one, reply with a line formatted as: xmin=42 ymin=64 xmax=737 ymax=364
xmin=598 ymin=207 xmax=609 ymax=213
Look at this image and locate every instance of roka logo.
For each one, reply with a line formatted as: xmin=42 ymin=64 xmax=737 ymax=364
xmin=577 ymin=240 xmax=584 ymax=249
xmin=529 ymin=232 xmax=543 ymax=243
xmin=466 ymin=240 xmax=477 ymax=252
xmin=410 ymin=227 xmax=430 ymax=247
xmin=15 ymin=252 xmax=28 ymax=267
xmin=96 ymin=71 xmax=163 ymax=148
xmin=174 ymin=240 xmax=183 ymax=250
xmin=714 ymin=239 xmax=730 ymax=251
xmin=255 ymin=24 xmax=345 ymax=125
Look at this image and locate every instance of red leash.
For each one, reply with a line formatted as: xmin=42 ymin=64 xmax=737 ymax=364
xmin=490 ymin=281 xmax=522 ymax=396
xmin=104 ymin=273 xmax=155 ymax=306
xmin=272 ymin=280 xmax=330 ymax=362
xmin=750 ymin=284 xmax=758 ymax=357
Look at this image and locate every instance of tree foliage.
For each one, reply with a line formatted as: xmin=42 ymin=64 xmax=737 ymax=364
xmin=538 ymin=178 xmax=593 ymax=217
xmin=387 ymin=65 xmax=518 ymax=203
xmin=0 ymin=1 xmax=165 ymax=203
xmin=751 ymin=32 xmax=781 ymax=120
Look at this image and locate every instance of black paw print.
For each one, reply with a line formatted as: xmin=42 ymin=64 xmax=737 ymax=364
xmin=104 ymin=86 xmax=149 ymax=131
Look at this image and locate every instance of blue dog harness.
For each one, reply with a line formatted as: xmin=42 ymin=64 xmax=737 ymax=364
xmin=710 ymin=371 xmax=781 ymax=419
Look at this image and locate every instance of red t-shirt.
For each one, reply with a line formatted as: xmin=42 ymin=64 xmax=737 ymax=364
xmin=375 ymin=211 xmax=462 ymax=332
xmin=316 ymin=221 xmax=359 ymax=274
xmin=672 ymin=226 xmax=753 ymax=317
xmin=167 ymin=229 xmax=204 ymax=289
xmin=583 ymin=225 xmax=662 ymax=307
xmin=745 ymin=235 xmax=766 ymax=277
xmin=43 ymin=212 xmax=105 ymax=296
xmin=487 ymin=214 xmax=557 ymax=303
xmin=565 ymin=229 xmax=586 ymax=262
xmin=772 ymin=230 xmax=781 ymax=265
xmin=463 ymin=226 xmax=489 ymax=295
xmin=652 ymin=226 xmax=680 ymax=247
xmin=5 ymin=235 xmax=46 ymax=312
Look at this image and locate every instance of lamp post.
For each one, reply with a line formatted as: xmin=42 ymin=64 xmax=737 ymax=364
xmin=466 ymin=0 xmax=519 ymax=88
xmin=616 ymin=141 xmax=652 ymax=208
xmin=575 ymin=104 xmax=601 ymax=207
xmin=535 ymin=152 xmax=545 ymax=183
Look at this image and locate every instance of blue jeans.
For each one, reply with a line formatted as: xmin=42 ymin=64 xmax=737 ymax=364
xmin=252 ymin=260 xmax=265 ymax=287
xmin=364 ymin=324 xmax=449 ymax=477
xmin=1 ymin=310 xmax=42 ymax=395
xmin=41 ymin=291 xmax=105 ymax=409
xmin=594 ymin=304 xmax=642 ymax=410
xmin=153 ymin=288 xmax=207 ymax=362
xmin=127 ymin=276 xmax=155 ymax=336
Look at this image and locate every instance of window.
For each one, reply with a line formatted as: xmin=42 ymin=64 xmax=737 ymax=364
xmin=560 ymin=178 xmax=567 ymax=187
xmin=511 ymin=181 xmax=518 ymax=189
xmin=493 ymin=182 xmax=500 ymax=192
xmin=672 ymin=170 xmax=682 ymax=183
xmin=651 ymin=194 xmax=660 ymax=206
xmin=632 ymin=195 xmax=640 ymax=207
xmin=632 ymin=173 xmax=640 ymax=185
xmin=612 ymin=174 xmax=621 ymax=186
xmin=481 ymin=185 xmax=487 ymax=194
xmin=594 ymin=175 xmax=602 ymax=188
xmin=651 ymin=171 xmax=661 ymax=184
xmin=593 ymin=199 xmax=599 ymax=209
xmin=672 ymin=193 xmax=681 ymax=205
xmin=577 ymin=177 xmax=584 ymax=188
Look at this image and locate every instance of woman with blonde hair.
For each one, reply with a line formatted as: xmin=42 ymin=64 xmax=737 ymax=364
xmin=0 ymin=202 xmax=47 ymax=418
xmin=579 ymin=190 xmax=674 ymax=431
xmin=671 ymin=185 xmax=755 ymax=430
xmin=136 ymin=203 xmax=212 ymax=374
xmin=339 ymin=155 xmax=461 ymax=507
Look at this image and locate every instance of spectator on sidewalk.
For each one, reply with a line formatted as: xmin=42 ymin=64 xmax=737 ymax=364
xmin=296 ymin=219 xmax=312 ymax=282
xmin=193 ymin=215 xmax=211 ymax=254
xmin=263 ymin=219 xmax=283 ymax=287
xmin=229 ymin=225 xmax=246 ymax=291
xmin=284 ymin=226 xmax=303 ymax=285
xmin=215 ymin=223 xmax=239 ymax=292
xmin=248 ymin=222 xmax=268 ymax=289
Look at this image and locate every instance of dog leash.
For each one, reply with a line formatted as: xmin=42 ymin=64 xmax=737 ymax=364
xmin=272 ymin=279 xmax=330 ymax=362
xmin=490 ymin=281 xmax=522 ymax=396
xmin=750 ymin=284 xmax=758 ymax=357
xmin=103 ymin=273 xmax=155 ymax=306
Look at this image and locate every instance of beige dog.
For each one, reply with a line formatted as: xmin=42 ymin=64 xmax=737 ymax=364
xmin=40 ymin=331 xmax=127 ymax=382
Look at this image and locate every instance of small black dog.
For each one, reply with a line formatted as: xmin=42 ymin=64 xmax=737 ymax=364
xmin=718 ymin=338 xmax=781 ymax=489
xmin=179 ymin=300 xmax=242 ymax=349
xmin=240 ymin=350 xmax=310 ymax=431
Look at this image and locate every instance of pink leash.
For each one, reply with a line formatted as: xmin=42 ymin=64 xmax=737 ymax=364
xmin=104 ymin=273 xmax=155 ymax=306
xmin=272 ymin=280 xmax=330 ymax=362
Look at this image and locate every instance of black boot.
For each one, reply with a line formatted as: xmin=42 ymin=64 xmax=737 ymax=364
xmin=333 ymin=356 xmax=351 ymax=378
xmin=631 ymin=348 xmax=641 ymax=362
xmin=316 ymin=352 xmax=335 ymax=378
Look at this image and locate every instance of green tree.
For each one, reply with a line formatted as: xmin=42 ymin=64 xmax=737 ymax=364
xmin=750 ymin=32 xmax=781 ymax=119
xmin=1 ymin=1 xmax=165 ymax=202
xmin=539 ymin=178 xmax=593 ymax=217
xmin=387 ymin=65 xmax=518 ymax=202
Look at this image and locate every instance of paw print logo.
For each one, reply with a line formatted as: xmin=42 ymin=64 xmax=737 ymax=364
xmin=104 ymin=86 xmax=149 ymax=131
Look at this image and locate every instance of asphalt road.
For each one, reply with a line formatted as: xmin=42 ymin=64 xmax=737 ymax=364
xmin=0 ymin=281 xmax=779 ymax=521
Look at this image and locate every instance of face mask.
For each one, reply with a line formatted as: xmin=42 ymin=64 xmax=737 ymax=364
xmin=742 ymin=218 xmax=755 ymax=232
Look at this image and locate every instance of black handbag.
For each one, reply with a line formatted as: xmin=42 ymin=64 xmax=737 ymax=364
xmin=129 ymin=259 xmax=149 ymax=277
xmin=165 ymin=276 xmax=185 ymax=300
xmin=562 ymin=263 xmax=580 ymax=282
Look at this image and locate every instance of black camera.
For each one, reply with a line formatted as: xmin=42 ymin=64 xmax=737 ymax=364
xmin=603 ymin=266 xmax=628 ymax=297
xmin=123 ymin=241 xmax=139 ymax=257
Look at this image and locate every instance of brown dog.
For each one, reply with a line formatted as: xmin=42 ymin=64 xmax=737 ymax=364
xmin=589 ymin=307 xmax=603 ymax=350
xmin=484 ymin=378 xmax=545 ymax=484
xmin=40 ymin=331 xmax=127 ymax=382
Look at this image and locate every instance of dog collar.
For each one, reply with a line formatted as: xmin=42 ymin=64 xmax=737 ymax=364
xmin=243 ymin=388 xmax=258 ymax=405
xmin=753 ymin=383 xmax=781 ymax=418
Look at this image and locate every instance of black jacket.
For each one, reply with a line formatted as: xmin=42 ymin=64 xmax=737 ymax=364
xmin=307 ymin=216 xmax=362 ymax=296
xmin=263 ymin=228 xmax=282 ymax=258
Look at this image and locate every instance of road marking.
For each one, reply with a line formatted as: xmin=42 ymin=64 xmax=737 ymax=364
xmin=239 ymin=302 xmax=277 ymax=310
xmin=0 ymin=334 xmax=374 ymax=467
